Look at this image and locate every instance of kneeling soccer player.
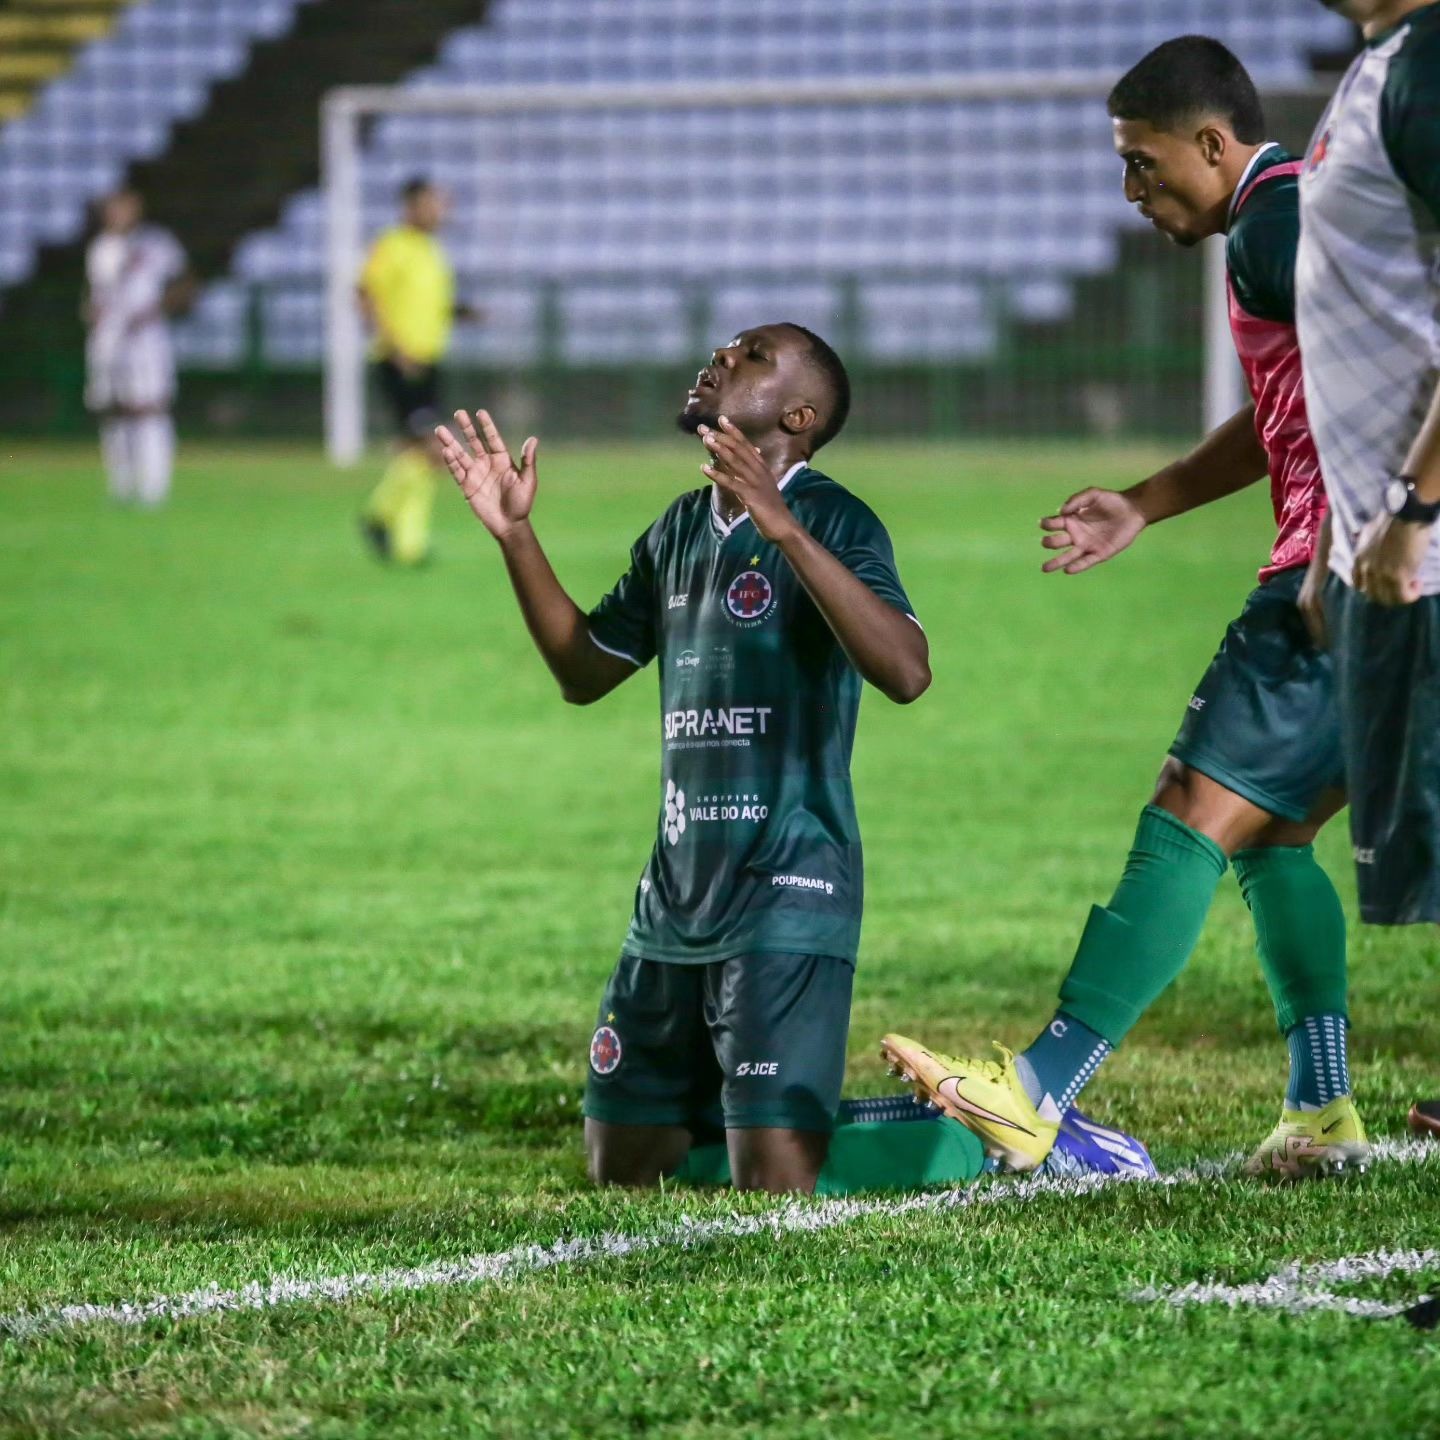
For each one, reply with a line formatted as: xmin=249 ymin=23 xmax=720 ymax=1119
xmin=885 ymin=37 xmax=1368 ymax=1179
xmin=438 ymin=323 xmax=943 ymax=1194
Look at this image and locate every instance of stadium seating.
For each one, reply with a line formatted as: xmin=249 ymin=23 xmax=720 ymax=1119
xmin=1 ymin=0 xmax=1348 ymax=367
xmin=0 ymin=0 xmax=132 ymax=125
xmin=171 ymin=0 xmax=1352 ymax=370
xmin=0 ymin=0 xmax=313 ymax=288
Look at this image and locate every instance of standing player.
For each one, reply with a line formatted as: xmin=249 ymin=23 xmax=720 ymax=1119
xmin=436 ymin=323 xmax=934 ymax=1193
xmin=884 ymin=37 xmax=1368 ymax=1177
xmin=1295 ymin=0 xmax=1440 ymax=1135
xmin=84 ymin=188 xmax=192 ymax=507
xmin=358 ymin=178 xmax=474 ymax=566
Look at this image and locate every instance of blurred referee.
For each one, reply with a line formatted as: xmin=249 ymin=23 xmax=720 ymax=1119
xmin=357 ymin=177 xmax=476 ymax=565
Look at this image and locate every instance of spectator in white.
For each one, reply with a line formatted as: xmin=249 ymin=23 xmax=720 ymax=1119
xmin=84 ymin=188 xmax=193 ymax=506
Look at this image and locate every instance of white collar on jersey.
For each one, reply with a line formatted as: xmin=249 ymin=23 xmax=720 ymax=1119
xmin=709 ymin=459 xmax=808 ymax=538
xmin=1227 ymin=141 xmax=1283 ymax=229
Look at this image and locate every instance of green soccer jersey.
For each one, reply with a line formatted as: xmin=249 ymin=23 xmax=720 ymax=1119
xmin=1227 ymin=145 xmax=1300 ymax=324
xmin=587 ymin=462 xmax=917 ymax=966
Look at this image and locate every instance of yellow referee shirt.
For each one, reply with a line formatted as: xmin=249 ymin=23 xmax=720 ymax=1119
xmin=360 ymin=224 xmax=455 ymax=364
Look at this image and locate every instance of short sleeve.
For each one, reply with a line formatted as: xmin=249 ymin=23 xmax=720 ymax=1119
xmin=587 ymin=525 xmax=659 ymax=668
xmin=1226 ymin=195 xmax=1298 ymax=325
xmin=826 ymin=499 xmax=917 ymax=622
xmin=1381 ymin=19 xmax=1440 ymax=223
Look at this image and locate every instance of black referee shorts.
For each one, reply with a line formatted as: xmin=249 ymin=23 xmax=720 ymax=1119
xmin=375 ymin=359 xmax=441 ymax=439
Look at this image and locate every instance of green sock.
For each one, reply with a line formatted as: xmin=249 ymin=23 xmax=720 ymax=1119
xmin=672 ymin=1117 xmax=984 ymax=1194
xmin=1057 ymin=804 xmax=1228 ymax=1044
xmin=814 ymin=1118 xmax=984 ymax=1195
xmin=673 ymin=1138 xmax=731 ymax=1187
xmin=1232 ymin=845 xmax=1348 ymax=1034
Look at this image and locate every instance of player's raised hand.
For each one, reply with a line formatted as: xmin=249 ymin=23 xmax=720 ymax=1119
xmin=435 ymin=409 xmax=539 ymax=540
xmin=1039 ymin=487 xmax=1146 ymax=575
xmin=697 ymin=417 xmax=798 ymax=543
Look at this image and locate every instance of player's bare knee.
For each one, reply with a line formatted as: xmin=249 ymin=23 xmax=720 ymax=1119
xmin=584 ymin=1120 xmax=686 ymax=1188
xmin=1149 ymin=757 xmax=1197 ymax=813
xmin=1150 ymin=761 xmax=1273 ymax=853
xmin=1149 ymin=759 xmax=1225 ymax=835
xmin=729 ymin=1129 xmax=826 ymax=1194
xmin=730 ymin=1158 xmax=815 ymax=1195
xmin=585 ymin=1142 xmax=657 ymax=1188
xmin=1250 ymin=816 xmax=1320 ymax=849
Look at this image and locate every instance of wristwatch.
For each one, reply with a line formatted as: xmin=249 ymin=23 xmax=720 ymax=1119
xmin=1383 ymin=476 xmax=1440 ymax=525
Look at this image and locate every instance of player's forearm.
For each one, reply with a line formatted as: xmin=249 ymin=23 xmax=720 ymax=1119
xmin=1400 ymin=381 xmax=1440 ymax=504
xmin=496 ymin=522 xmax=629 ymax=704
xmin=1127 ymin=403 xmax=1267 ymax=523
xmin=1312 ymin=511 xmax=1334 ymax=574
xmin=772 ymin=525 xmax=930 ymax=704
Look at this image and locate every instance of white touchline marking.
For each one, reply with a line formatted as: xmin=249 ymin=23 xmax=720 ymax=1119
xmin=2 ymin=1139 xmax=1433 ymax=1344
xmin=1133 ymin=1140 xmax=1440 ymax=1318
xmin=1134 ymin=1247 xmax=1440 ymax=1319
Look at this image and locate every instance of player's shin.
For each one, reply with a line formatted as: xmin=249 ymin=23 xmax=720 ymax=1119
xmin=673 ymin=1111 xmax=985 ymax=1193
xmin=101 ymin=418 xmax=137 ymax=501
xmin=1233 ymin=844 xmax=1351 ymax=1106
xmin=1032 ymin=805 xmax=1228 ymax=1109
xmin=363 ymin=447 xmax=435 ymax=564
xmin=1232 ymin=844 xmax=1368 ymax=1176
xmin=133 ymin=413 xmax=175 ymax=506
xmin=813 ymin=1116 xmax=984 ymax=1193
xmin=390 ymin=462 xmax=438 ymax=566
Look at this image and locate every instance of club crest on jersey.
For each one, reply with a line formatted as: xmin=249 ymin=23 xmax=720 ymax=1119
xmin=590 ymin=1024 xmax=622 ymax=1075
xmin=725 ymin=569 xmax=774 ymax=627
xmin=1307 ymin=127 xmax=1332 ymax=173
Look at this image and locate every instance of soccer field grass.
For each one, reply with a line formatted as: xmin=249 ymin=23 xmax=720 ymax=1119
xmin=3 ymin=440 xmax=1439 ymax=1437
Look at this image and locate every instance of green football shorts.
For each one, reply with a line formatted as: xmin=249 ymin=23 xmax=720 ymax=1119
xmin=582 ymin=950 xmax=854 ymax=1134
xmin=1325 ymin=575 xmax=1440 ymax=925
xmin=1169 ymin=566 xmax=1344 ymax=823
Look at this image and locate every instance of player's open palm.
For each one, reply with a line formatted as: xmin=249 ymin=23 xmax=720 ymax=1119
xmin=1039 ymin=487 xmax=1146 ymax=575
xmin=435 ymin=409 xmax=538 ymax=539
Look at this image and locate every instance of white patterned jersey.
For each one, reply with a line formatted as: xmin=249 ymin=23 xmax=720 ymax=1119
xmin=1296 ymin=4 xmax=1440 ymax=593
xmin=85 ymin=224 xmax=187 ymax=412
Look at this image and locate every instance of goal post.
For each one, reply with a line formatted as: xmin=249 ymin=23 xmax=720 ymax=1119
xmin=1203 ymin=233 xmax=1247 ymax=436
xmin=320 ymin=75 xmax=1329 ymax=466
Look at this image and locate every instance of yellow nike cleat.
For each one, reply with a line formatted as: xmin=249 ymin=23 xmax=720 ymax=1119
xmin=1242 ymin=1095 xmax=1371 ymax=1180
xmin=880 ymin=1033 xmax=1059 ymax=1172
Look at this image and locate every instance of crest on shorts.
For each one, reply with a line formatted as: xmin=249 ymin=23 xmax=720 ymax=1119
xmin=725 ymin=569 xmax=774 ymax=626
xmin=590 ymin=1024 xmax=622 ymax=1075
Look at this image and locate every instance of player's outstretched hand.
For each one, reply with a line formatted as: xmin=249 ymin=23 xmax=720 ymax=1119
xmin=697 ymin=417 xmax=797 ymax=543
xmin=1039 ymin=487 xmax=1146 ymax=575
xmin=1353 ymin=511 xmax=1429 ymax=606
xmin=435 ymin=409 xmax=539 ymax=541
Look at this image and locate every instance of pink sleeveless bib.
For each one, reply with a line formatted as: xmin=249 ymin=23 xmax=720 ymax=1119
xmin=1226 ymin=159 xmax=1326 ymax=581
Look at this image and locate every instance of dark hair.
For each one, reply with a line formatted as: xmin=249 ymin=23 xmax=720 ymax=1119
xmin=1107 ymin=36 xmax=1266 ymax=144
xmin=783 ymin=323 xmax=851 ymax=450
xmin=402 ymin=176 xmax=435 ymax=203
